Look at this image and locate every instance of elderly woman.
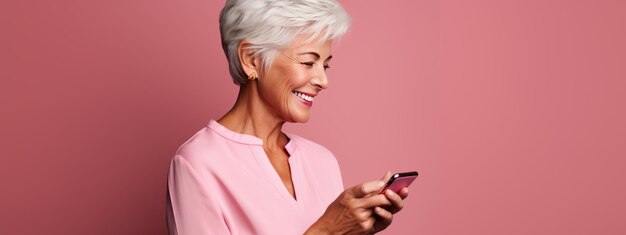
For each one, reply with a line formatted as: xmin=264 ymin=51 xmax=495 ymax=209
xmin=166 ymin=0 xmax=409 ymax=234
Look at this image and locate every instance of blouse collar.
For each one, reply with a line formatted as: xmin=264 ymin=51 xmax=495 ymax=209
xmin=207 ymin=120 xmax=297 ymax=154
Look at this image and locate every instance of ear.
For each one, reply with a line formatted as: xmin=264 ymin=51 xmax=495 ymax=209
xmin=237 ymin=40 xmax=261 ymax=79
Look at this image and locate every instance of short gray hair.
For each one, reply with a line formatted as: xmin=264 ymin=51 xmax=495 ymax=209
xmin=219 ymin=0 xmax=351 ymax=85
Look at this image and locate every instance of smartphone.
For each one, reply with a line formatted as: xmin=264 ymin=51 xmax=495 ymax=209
xmin=379 ymin=171 xmax=418 ymax=194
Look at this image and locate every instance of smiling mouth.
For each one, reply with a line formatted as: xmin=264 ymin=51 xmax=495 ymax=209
xmin=292 ymin=91 xmax=314 ymax=102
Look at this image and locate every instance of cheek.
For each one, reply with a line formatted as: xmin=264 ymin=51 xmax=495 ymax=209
xmin=270 ymin=66 xmax=308 ymax=92
xmin=286 ymin=67 xmax=310 ymax=87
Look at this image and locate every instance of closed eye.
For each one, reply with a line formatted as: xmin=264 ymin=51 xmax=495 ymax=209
xmin=301 ymin=62 xmax=330 ymax=70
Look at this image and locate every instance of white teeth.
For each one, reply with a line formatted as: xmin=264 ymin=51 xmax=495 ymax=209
xmin=293 ymin=91 xmax=314 ymax=102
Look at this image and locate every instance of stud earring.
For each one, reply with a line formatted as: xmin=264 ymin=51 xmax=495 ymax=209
xmin=248 ymin=71 xmax=257 ymax=80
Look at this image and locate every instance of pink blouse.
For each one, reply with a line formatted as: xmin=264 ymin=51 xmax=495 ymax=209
xmin=166 ymin=120 xmax=344 ymax=235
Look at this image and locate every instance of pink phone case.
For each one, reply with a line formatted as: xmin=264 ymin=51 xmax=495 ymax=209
xmin=380 ymin=171 xmax=418 ymax=194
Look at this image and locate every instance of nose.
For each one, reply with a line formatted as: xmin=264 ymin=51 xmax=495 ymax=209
xmin=310 ymin=66 xmax=329 ymax=90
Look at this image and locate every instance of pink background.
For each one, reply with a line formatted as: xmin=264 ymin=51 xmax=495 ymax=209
xmin=2 ymin=0 xmax=625 ymax=234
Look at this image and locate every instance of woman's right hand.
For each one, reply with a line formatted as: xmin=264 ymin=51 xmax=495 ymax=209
xmin=305 ymin=180 xmax=391 ymax=235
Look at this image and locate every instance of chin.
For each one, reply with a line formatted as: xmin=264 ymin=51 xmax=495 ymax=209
xmin=284 ymin=100 xmax=312 ymax=123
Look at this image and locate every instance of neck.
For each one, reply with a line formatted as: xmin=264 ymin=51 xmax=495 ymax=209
xmin=217 ymin=82 xmax=288 ymax=150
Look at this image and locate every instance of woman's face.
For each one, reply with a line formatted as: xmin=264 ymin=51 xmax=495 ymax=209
xmin=256 ymin=36 xmax=333 ymax=123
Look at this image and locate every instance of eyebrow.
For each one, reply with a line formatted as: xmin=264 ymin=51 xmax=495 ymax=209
xmin=298 ymin=52 xmax=333 ymax=61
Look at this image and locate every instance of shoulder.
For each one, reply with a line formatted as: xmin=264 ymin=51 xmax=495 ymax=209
xmin=172 ymin=126 xmax=232 ymax=169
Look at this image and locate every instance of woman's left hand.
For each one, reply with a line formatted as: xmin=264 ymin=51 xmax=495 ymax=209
xmin=368 ymin=171 xmax=410 ymax=234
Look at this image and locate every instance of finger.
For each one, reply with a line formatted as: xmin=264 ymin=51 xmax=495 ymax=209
xmin=359 ymin=172 xmax=393 ymax=198
xmin=384 ymin=189 xmax=404 ymax=214
xmin=360 ymin=217 xmax=376 ymax=233
xmin=360 ymin=194 xmax=392 ymax=209
xmin=353 ymin=207 xmax=373 ymax=223
xmin=381 ymin=171 xmax=393 ymax=182
xmin=374 ymin=171 xmax=393 ymax=196
xmin=374 ymin=206 xmax=393 ymax=223
xmin=372 ymin=207 xmax=393 ymax=232
xmin=351 ymin=180 xmax=386 ymax=198
xmin=397 ymin=187 xmax=409 ymax=200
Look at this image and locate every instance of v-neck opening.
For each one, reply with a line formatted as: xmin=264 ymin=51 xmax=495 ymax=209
xmin=249 ymin=135 xmax=301 ymax=206
xmin=284 ymin=133 xmax=298 ymax=202
xmin=276 ymin=139 xmax=299 ymax=202
xmin=265 ymin=142 xmax=298 ymax=202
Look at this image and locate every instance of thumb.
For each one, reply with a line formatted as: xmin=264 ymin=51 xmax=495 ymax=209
xmin=351 ymin=180 xmax=386 ymax=198
xmin=381 ymin=171 xmax=393 ymax=183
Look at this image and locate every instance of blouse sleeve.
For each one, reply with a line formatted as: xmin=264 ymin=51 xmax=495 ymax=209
xmin=167 ymin=154 xmax=231 ymax=235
